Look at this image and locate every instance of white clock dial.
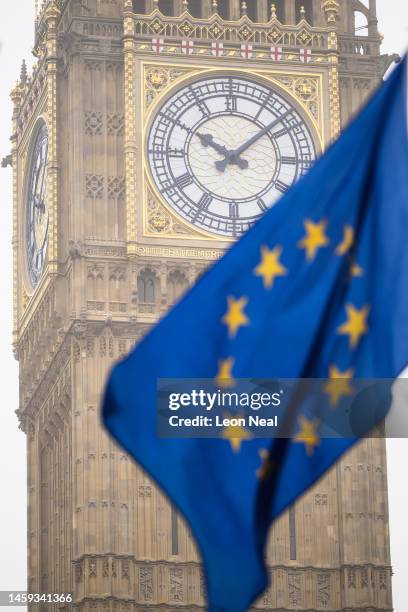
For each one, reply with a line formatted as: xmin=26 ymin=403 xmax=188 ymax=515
xmin=147 ymin=74 xmax=316 ymax=237
xmin=26 ymin=122 xmax=49 ymax=287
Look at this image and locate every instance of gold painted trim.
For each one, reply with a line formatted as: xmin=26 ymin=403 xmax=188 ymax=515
xmin=140 ymin=61 xmax=324 ymax=241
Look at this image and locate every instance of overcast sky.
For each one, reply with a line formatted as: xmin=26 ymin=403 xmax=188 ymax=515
xmin=0 ymin=1 xmax=407 ymax=609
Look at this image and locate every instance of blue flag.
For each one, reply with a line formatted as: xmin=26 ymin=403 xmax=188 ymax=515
xmin=103 ymin=58 xmax=408 ymax=611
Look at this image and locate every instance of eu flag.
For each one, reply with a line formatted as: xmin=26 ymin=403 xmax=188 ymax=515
xmin=103 ymin=58 xmax=408 ymax=611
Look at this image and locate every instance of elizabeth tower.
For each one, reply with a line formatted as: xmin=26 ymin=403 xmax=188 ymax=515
xmin=12 ymin=0 xmax=395 ymax=610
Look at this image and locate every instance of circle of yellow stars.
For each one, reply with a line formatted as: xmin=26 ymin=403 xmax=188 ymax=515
xmin=213 ymin=219 xmax=368 ymax=464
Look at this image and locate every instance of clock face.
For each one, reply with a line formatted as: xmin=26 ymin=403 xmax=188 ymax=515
xmin=26 ymin=122 xmax=49 ymax=287
xmin=147 ymin=74 xmax=317 ymax=237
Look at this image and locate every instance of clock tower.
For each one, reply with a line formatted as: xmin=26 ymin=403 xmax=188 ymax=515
xmin=12 ymin=0 xmax=395 ymax=610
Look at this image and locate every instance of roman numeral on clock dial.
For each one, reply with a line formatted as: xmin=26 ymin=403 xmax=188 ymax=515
xmin=275 ymin=180 xmax=290 ymax=193
xmin=176 ymin=173 xmax=194 ymax=189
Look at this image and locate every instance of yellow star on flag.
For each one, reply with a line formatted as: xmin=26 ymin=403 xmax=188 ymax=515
xmin=221 ymin=416 xmax=253 ymax=452
xmin=293 ymin=415 xmax=320 ymax=456
xmin=337 ymin=304 xmax=369 ymax=348
xmin=351 ymin=262 xmax=364 ymax=278
xmin=254 ymin=245 xmax=287 ymax=289
xmin=336 ymin=225 xmax=354 ymax=256
xmin=222 ymin=296 xmax=249 ymax=338
xmin=323 ymin=365 xmax=354 ymax=408
xmin=298 ymin=219 xmax=329 ymax=261
xmin=256 ymin=448 xmax=274 ymax=480
xmin=215 ymin=357 xmax=235 ymax=388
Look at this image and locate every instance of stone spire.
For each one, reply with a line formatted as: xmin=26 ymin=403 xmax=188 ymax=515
xmin=20 ymin=59 xmax=28 ymax=85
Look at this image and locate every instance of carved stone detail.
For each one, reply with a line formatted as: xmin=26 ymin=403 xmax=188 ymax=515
xmin=288 ymin=571 xmax=302 ymax=607
xmin=268 ymin=74 xmax=320 ymax=122
xmin=108 ymin=176 xmax=126 ymax=200
xmin=139 ymin=566 xmax=153 ymax=601
xmin=103 ymin=558 xmax=109 ymax=577
xmin=317 ymin=572 xmax=330 ymax=608
xmin=146 ymin=187 xmax=204 ymax=237
xmin=86 ymin=174 xmax=104 ymax=198
xmin=89 ymin=559 xmax=97 ymax=578
xmin=169 ymin=566 xmax=184 ymax=602
xmin=144 ymin=64 xmax=195 ymax=110
xmin=85 ymin=110 xmax=103 ymax=135
xmin=348 ymin=568 xmax=356 ymax=588
xmin=315 ymin=493 xmax=328 ymax=506
xmin=107 ymin=112 xmax=124 ymax=135
xmin=122 ymin=560 xmax=130 ymax=579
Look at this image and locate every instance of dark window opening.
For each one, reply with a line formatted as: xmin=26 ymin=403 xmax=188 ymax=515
xmin=132 ymin=0 xmax=147 ymax=13
xmin=274 ymin=0 xmax=286 ymax=22
xmin=138 ymin=274 xmax=156 ymax=303
xmin=171 ymin=504 xmax=179 ymax=555
xmin=158 ymin=0 xmax=174 ymax=15
xmin=296 ymin=0 xmax=313 ymax=24
xmin=218 ymin=0 xmax=229 ymax=20
xmin=289 ymin=505 xmax=297 ymax=560
xmin=188 ymin=0 xmax=202 ymax=17
xmin=246 ymin=2 xmax=257 ymax=21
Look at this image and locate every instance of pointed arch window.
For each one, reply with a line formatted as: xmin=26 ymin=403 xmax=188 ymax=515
xmin=246 ymin=2 xmax=257 ymax=21
xmin=218 ymin=0 xmax=229 ymax=20
xmin=171 ymin=504 xmax=179 ymax=555
xmin=188 ymin=0 xmax=203 ymax=17
xmin=133 ymin=0 xmax=147 ymax=13
xmin=168 ymin=270 xmax=188 ymax=305
xmin=354 ymin=11 xmax=369 ymax=35
xmin=158 ymin=0 xmax=174 ymax=15
xmin=138 ymin=269 xmax=157 ymax=309
xmin=296 ymin=0 xmax=314 ymax=24
xmin=274 ymin=0 xmax=285 ymax=22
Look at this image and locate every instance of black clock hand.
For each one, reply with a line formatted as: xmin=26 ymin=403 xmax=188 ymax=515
xmin=196 ymin=132 xmax=228 ymax=156
xmin=33 ymin=195 xmax=46 ymax=215
xmin=196 ymin=132 xmax=248 ymax=170
xmin=215 ymin=109 xmax=293 ymax=172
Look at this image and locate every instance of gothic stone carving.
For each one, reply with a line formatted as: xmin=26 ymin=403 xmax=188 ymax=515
xmin=85 ymin=110 xmax=103 ymax=135
xmin=86 ymin=174 xmax=104 ymax=198
xmin=139 ymin=566 xmax=153 ymax=601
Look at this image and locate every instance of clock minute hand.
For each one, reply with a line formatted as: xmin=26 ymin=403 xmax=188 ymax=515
xmin=234 ymin=108 xmax=294 ymax=157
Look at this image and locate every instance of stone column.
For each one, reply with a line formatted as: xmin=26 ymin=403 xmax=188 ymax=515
xmin=202 ymin=0 xmax=212 ymax=17
xmin=257 ymin=0 xmax=268 ymax=22
xmin=285 ymin=0 xmax=296 ymax=24
xmin=368 ymin=0 xmax=378 ymax=36
xmin=229 ymin=0 xmax=240 ymax=19
xmin=44 ymin=1 xmax=60 ymax=276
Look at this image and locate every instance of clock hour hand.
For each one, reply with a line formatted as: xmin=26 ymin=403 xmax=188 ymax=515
xmin=196 ymin=132 xmax=230 ymax=156
xmin=196 ymin=132 xmax=248 ymax=171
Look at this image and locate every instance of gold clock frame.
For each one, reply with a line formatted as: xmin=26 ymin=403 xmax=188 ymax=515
xmin=140 ymin=60 xmax=325 ymax=242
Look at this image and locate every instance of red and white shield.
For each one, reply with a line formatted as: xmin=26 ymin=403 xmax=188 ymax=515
xmin=270 ymin=46 xmax=283 ymax=61
xmin=152 ymin=38 xmax=164 ymax=53
xmin=300 ymin=48 xmax=312 ymax=63
xmin=181 ymin=39 xmax=194 ymax=55
xmin=241 ymin=43 xmax=253 ymax=59
xmin=211 ymin=41 xmax=224 ymax=57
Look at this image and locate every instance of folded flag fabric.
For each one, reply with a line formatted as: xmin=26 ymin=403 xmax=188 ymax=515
xmin=103 ymin=57 xmax=408 ymax=611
